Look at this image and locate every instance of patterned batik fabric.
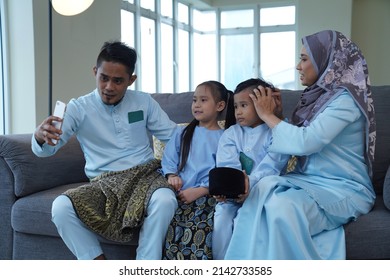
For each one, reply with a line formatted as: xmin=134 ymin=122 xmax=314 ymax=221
xmin=163 ymin=196 xmax=216 ymax=260
xmin=64 ymin=159 xmax=173 ymax=242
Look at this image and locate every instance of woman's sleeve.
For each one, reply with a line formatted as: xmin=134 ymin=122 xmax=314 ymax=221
xmin=269 ymin=92 xmax=361 ymax=156
xmin=248 ymin=151 xmax=290 ymax=189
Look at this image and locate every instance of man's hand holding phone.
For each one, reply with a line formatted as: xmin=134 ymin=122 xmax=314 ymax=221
xmin=34 ymin=101 xmax=67 ymax=146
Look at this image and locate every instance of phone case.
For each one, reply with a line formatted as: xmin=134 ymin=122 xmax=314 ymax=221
xmin=52 ymin=101 xmax=67 ymax=144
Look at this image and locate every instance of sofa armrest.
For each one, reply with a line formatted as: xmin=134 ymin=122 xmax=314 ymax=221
xmin=0 ymin=134 xmax=88 ymax=197
xmin=0 ymin=157 xmax=15 ymax=259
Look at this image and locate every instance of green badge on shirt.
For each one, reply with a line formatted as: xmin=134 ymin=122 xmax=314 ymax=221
xmin=128 ymin=110 xmax=144 ymax=124
xmin=240 ymin=152 xmax=254 ymax=175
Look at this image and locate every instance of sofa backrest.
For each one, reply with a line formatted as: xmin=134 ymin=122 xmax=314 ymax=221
xmin=152 ymin=86 xmax=390 ymax=195
xmin=152 ymin=92 xmax=194 ymax=124
xmin=370 ymin=86 xmax=390 ymax=194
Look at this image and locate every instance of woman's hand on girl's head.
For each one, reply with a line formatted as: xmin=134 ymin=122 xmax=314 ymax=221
xmin=271 ymin=89 xmax=284 ymax=119
xmin=250 ymin=86 xmax=282 ymax=128
xmin=250 ymin=86 xmax=276 ymax=118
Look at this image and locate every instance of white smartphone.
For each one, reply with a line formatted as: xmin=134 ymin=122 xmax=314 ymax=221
xmin=52 ymin=100 xmax=67 ymax=144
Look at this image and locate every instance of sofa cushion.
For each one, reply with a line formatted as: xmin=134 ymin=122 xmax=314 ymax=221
xmin=0 ymin=134 xmax=88 ymax=197
xmin=345 ymin=196 xmax=390 ymax=259
xmin=383 ymin=165 xmax=390 ymax=210
xmin=11 ymin=183 xmax=139 ymax=246
xmin=11 ymin=183 xmax=84 ymax=237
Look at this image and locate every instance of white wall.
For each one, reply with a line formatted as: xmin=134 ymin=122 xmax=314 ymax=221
xmin=5 ymin=0 xmax=121 ymax=134
xmin=296 ymin=0 xmax=352 ymax=42
xmin=352 ymin=0 xmax=390 ymax=85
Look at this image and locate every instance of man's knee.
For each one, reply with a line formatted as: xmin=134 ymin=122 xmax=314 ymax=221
xmin=148 ymin=188 xmax=177 ymax=214
xmin=52 ymin=195 xmax=73 ymax=222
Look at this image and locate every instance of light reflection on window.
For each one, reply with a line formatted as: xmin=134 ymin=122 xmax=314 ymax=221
xmin=121 ymin=10 xmax=134 ymax=48
xmin=140 ymin=17 xmax=156 ymax=93
xmin=221 ymin=34 xmax=254 ymax=91
xmin=193 ymin=9 xmax=215 ymax=32
xmin=260 ymin=31 xmax=296 ymax=89
xmin=194 ymin=33 xmax=217 ymax=87
xmin=140 ymin=0 xmax=154 ymax=11
xmin=161 ymin=1 xmax=173 ymax=18
xmin=161 ymin=23 xmax=174 ymax=93
xmin=260 ymin=6 xmax=295 ymax=26
xmin=178 ymin=29 xmax=189 ymax=92
xmin=221 ymin=10 xmax=253 ymax=28
xmin=178 ymin=2 xmax=188 ymax=24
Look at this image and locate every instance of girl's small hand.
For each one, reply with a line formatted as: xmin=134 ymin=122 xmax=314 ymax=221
xmin=236 ymin=170 xmax=249 ymax=203
xmin=167 ymin=174 xmax=183 ymax=191
xmin=213 ymin=195 xmax=227 ymax=203
xmin=178 ymin=187 xmax=208 ymax=204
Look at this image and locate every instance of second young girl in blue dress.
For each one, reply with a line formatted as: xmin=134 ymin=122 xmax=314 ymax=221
xmin=161 ymin=80 xmax=235 ymax=260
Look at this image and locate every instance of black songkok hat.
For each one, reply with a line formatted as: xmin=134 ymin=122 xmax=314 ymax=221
xmin=209 ymin=167 xmax=245 ymax=198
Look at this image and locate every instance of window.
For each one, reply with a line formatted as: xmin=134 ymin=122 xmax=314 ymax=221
xmin=221 ymin=34 xmax=254 ymax=91
xmin=121 ymin=9 xmax=134 ymax=48
xmin=140 ymin=17 xmax=156 ymax=93
xmin=161 ymin=23 xmax=174 ymax=93
xmin=260 ymin=31 xmax=296 ymax=89
xmin=259 ymin=6 xmax=296 ymax=89
xmin=193 ymin=10 xmax=216 ymax=86
xmin=221 ymin=9 xmax=253 ymax=29
xmin=121 ymin=2 xmax=297 ymax=93
xmin=260 ymin=6 xmax=295 ymax=26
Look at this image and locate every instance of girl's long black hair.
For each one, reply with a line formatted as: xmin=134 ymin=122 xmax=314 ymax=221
xmin=178 ymin=81 xmax=235 ymax=171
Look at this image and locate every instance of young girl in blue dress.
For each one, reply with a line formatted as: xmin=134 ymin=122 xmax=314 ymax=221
xmin=161 ymin=80 xmax=235 ymax=260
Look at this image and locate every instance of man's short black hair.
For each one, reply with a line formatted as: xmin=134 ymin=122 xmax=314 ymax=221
xmin=96 ymin=41 xmax=137 ymax=76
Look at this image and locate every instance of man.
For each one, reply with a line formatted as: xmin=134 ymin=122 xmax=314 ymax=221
xmin=32 ymin=41 xmax=177 ymax=260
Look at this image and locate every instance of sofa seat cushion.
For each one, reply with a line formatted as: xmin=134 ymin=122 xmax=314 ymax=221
xmin=11 ymin=183 xmax=85 ymax=237
xmin=344 ymin=196 xmax=390 ymax=259
xmin=11 ymin=182 xmax=139 ymax=246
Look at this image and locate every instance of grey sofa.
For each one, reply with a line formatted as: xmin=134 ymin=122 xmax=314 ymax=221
xmin=1 ymin=86 xmax=389 ymax=260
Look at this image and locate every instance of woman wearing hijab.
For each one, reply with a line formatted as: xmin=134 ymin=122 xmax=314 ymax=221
xmin=224 ymin=30 xmax=376 ymax=259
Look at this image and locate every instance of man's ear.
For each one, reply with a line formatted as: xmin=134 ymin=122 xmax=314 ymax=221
xmin=93 ymin=66 xmax=97 ymax=77
xmin=129 ymin=74 xmax=137 ymax=86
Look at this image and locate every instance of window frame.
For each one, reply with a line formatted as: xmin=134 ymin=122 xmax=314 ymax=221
xmin=121 ymin=0 xmax=297 ymax=93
